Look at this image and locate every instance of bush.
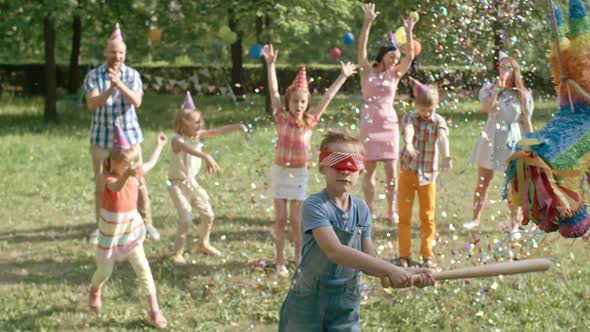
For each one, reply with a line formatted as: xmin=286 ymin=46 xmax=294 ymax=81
xmin=0 ymin=63 xmax=555 ymax=97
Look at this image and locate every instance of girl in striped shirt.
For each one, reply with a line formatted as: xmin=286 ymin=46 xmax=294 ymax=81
xmin=88 ymin=127 xmax=168 ymax=329
xmin=263 ymin=44 xmax=357 ymax=276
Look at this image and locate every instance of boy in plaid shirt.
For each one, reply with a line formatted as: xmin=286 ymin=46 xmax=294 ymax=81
xmin=396 ymin=78 xmax=452 ymax=268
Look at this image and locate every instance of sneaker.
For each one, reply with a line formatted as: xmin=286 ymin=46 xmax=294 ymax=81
xmin=277 ymin=264 xmax=290 ymax=277
xmin=88 ymin=229 xmax=99 ymax=245
xmin=463 ymin=220 xmax=480 ymax=230
xmin=396 ymin=257 xmax=409 ymax=268
xmin=146 ymin=225 xmax=161 ymax=241
xmin=171 ymin=254 xmax=188 ymax=266
xmin=88 ymin=287 xmax=102 ymax=313
xmin=510 ymin=230 xmax=523 ymax=240
xmin=198 ymin=244 xmax=222 ymax=257
xmin=421 ymin=257 xmax=435 ymax=268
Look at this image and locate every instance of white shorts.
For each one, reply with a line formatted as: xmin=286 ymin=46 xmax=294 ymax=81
xmin=271 ymin=163 xmax=308 ymax=201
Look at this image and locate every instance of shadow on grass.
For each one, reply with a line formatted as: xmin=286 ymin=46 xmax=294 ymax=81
xmin=1 ymin=304 xmax=81 ymax=331
xmin=0 ymin=257 xmax=93 ymax=287
xmin=0 ymin=223 xmax=94 ymax=244
xmin=0 ymin=216 xmax=274 ymax=290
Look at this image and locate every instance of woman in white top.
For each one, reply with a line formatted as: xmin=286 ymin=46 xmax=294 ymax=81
xmin=464 ymin=53 xmax=534 ymax=231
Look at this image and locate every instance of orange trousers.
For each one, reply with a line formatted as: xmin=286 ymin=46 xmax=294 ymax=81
xmin=397 ymin=169 xmax=437 ymax=258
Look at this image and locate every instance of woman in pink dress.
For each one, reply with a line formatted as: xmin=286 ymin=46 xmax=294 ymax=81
xmin=358 ymin=3 xmax=415 ymax=224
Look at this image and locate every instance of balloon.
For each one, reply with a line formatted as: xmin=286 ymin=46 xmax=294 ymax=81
xmin=148 ymin=28 xmax=161 ymax=45
xmin=343 ymin=32 xmax=355 ymax=45
xmin=330 ymin=47 xmax=342 ymax=60
xmin=409 ymin=11 xmax=420 ymax=23
xmin=223 ymin=31 xmax=238 ymax=44
xmin=217 ymin=26 xmax=231 ymax=39
xmin=249 ymin=43 xmax=263 ymax=59
xmin=413 ymin=40 xmax=422 ymax=57
xmin=395 ymin=26 xmax=407 ymax=45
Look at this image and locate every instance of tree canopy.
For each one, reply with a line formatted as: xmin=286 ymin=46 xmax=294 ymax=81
xmin=0 ymin=0 xmax=554 ymax=71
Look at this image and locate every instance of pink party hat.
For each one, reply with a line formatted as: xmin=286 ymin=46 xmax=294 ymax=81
xmin=184 ymin=91 xmax=196 ymax=110
xmin=289 ymin=65 xmax=309 ymax=91
xmin=409 ymin=77 xmax=427 ymax=97
xmin=110 ymin=23 xmax=123 ymax=42
xmin=113 ymin=125 xmax=131 ymax=151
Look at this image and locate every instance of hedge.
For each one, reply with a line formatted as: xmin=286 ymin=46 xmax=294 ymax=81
xmin=0 ymin=63 xmax=555 ymax=97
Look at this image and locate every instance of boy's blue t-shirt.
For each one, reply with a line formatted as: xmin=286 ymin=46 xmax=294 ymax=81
xmin=301 ymin=190 xmax=371 ymax=253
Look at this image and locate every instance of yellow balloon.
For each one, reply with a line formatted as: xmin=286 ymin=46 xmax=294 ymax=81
xmin=395 ymin=26 xmax=407 ymax=45
xmin=410 ymin=11 xmax=420 ymax=23
xmin=217 ymin=26 xmax=231 ymax=39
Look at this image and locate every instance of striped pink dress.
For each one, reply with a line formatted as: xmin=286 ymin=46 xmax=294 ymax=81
xmin=97 ymin=172 xmax=146 ymax=261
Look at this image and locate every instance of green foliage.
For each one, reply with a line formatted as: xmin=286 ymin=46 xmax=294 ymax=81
xmin=0 ymin=0 xmax=558 ymax=73
xmin=1 ymin=94 xmax=590 ymax=331
xmin=0 ymin=63 xmax=556 ymax=98
xmin=173 ymin=55 xmax=193 ymax=65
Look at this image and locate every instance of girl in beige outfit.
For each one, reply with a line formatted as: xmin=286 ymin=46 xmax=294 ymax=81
xmin=168 ymin=92 xmax=249 ymax=265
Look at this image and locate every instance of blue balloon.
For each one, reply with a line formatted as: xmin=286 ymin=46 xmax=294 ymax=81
xmin=343 ymin=32 xmax=355 ymax=45
xmin=250 ymin=43 xmax=263 ymax=59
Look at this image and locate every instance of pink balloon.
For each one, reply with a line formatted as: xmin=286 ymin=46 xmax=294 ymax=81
xmin=330 ymin=47 xmax=342 ymax=60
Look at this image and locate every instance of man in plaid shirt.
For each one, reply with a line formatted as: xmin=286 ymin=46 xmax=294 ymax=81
xmin=84 ymin=24 xmax=160 ymax=244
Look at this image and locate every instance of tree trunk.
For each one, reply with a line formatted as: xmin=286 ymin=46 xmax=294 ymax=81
xmin=68 ymin=13 xmax=82 ymax=94
xmin=44 ymin=15 xmax=58 ymax=123
xmin=229 ymin=9 xmax=245 ymax=101
xmin=256 ymin=14 xmax=272 ymax=115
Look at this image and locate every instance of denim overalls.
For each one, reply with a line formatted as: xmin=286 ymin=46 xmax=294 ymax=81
xmin=279 ymin=192 xmax=367 ymax=332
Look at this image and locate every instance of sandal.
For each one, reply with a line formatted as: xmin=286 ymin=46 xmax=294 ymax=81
xmin=149 ymin=309 xmax=168 ymax=329
xmin=171 ymin=254 xmax=188 ymax=266
xmin=198 ymin=244 xmax=222 ymax=257
xmin=88 ymin=288 xmax=102 ymax=313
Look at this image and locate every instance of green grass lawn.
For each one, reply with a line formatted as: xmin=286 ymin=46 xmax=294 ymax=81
xmin=1 ymin=93 xmax=589 ymax=331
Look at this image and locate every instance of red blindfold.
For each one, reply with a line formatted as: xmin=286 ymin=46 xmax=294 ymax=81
xmin=319 ymin=150 xmax=366 ymax=173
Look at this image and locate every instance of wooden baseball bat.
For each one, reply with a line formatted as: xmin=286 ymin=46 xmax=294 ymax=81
xmin=432 ymin=258 xmax=552 ymax=280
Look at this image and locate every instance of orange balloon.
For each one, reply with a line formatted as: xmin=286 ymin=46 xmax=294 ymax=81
xmin=148 ymin=28 xmax=161 ymax=44
xmin=413 ymin=40 xmax=422 ymax=57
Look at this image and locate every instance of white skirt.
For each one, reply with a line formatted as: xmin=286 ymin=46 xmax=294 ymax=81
xmin=271 ymin=163 xmax=308 ymax=201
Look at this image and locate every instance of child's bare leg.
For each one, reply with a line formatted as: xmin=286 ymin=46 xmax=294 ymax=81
xmin=465 ymin=167 xmax=494 ymax=229
xmin=509 ymin=204 xmax=522 ymax=232
xmin=274 ymin=198 xmax=288 ymax=265
xmin=174 ymin=220 xmax=191 ymax=260
xmin=169 ymin=185 xmax=193 ymax=262
xmin=198 ymin=214 xmax=221 ymax=256
xmin=289 ymin=200 xmax=303 ymax=262
xmin=473 ymin=167 xmax=494 ymax=221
